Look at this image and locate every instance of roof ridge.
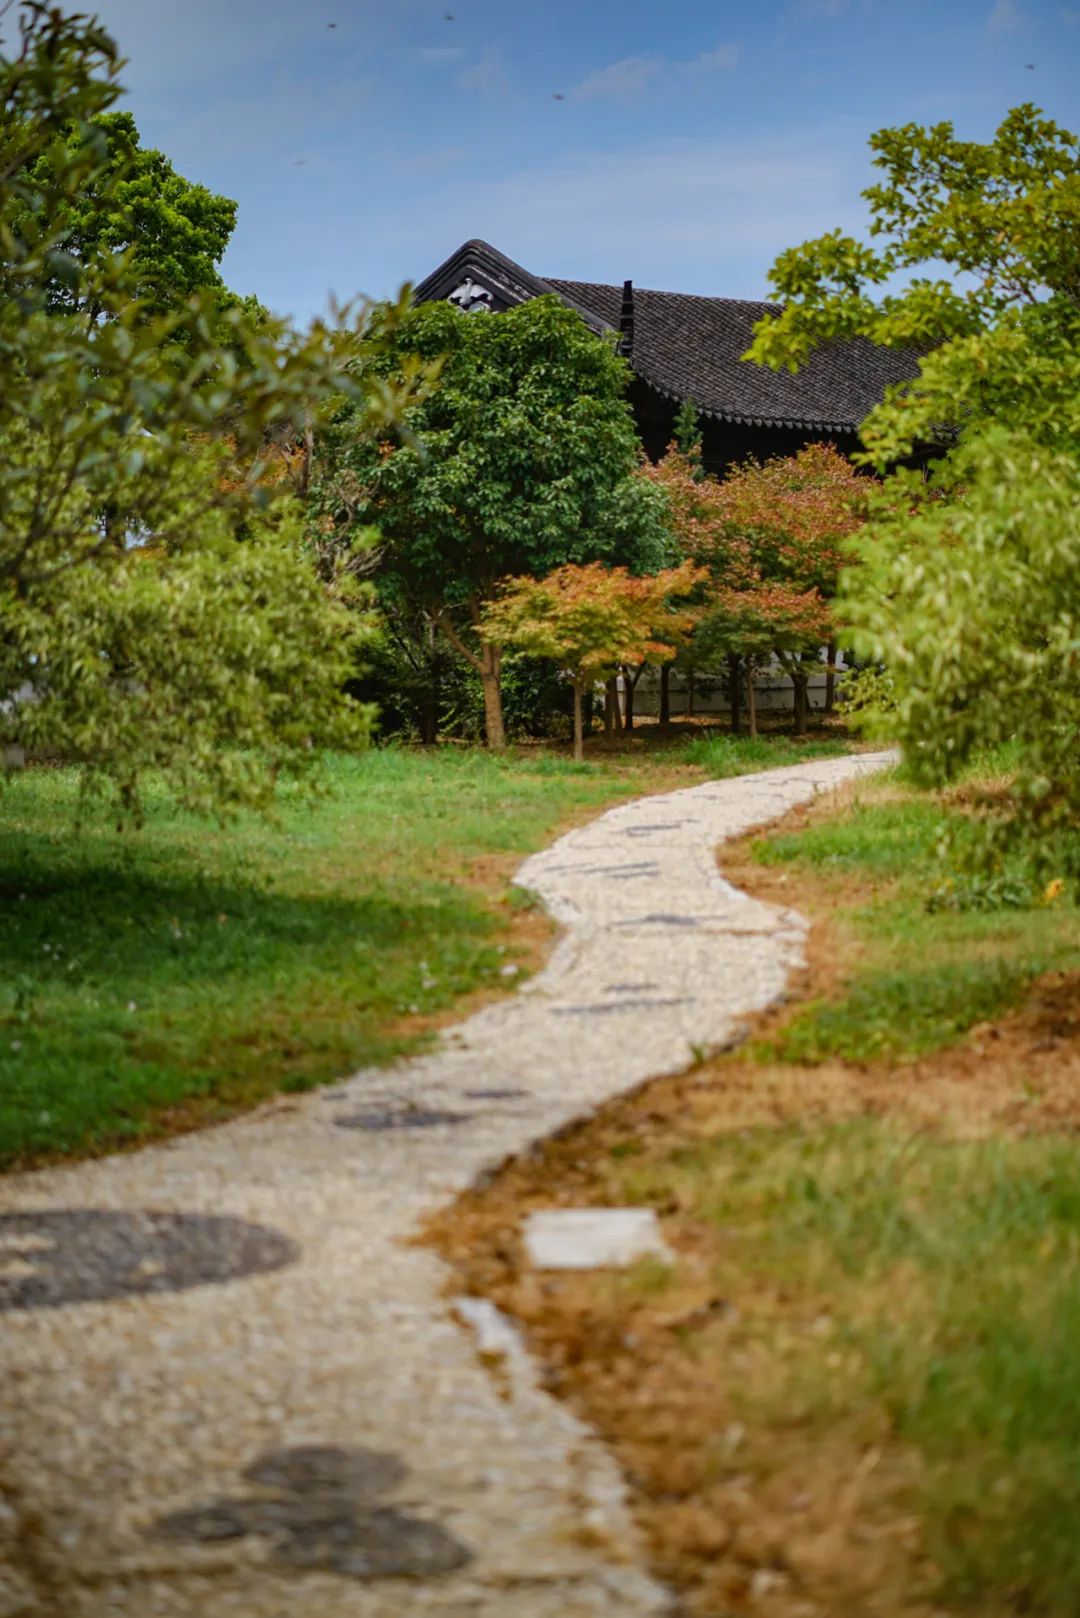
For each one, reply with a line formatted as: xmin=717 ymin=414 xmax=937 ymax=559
xmin=547 ymin=276 xmax=778 ymax=311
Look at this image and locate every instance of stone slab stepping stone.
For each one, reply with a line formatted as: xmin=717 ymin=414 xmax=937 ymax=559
xmin=523 ymin=1208 xmax=673 ymax=1270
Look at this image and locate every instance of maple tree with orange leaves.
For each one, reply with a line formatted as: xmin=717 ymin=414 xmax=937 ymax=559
xmin=647 ymin=442 xmax=874 ymax=734
xmin=482 ymin=561 xmax=704 ymax=760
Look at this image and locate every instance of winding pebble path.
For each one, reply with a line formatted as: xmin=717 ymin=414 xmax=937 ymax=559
xmin=0 ymin=752 xmax=892 ymax=1618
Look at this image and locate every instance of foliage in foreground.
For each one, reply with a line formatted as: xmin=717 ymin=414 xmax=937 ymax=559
xmin=748 ymin=105 xmax=1080 ymax=879
xmin=0 ymin=6 xmax=426 ymax=814
xmin=844 ymin=431 xmax=1080 ymax=881
xmin=747 ymin=105 xmax=1080 ymax=470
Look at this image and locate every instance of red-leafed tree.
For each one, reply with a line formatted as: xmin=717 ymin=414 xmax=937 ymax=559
xmin=647 ymin=442 xmax=874 ymax=734
xmin=481 ymin=562 xmax=703 ymax=760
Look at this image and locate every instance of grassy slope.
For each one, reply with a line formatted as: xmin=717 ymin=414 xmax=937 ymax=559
xmin=0 ymin=730 xmax=837 ymax=1169
xmin=637 ymin=1121 xmax=1080 ymax=1612
xmin=679 ymin=731 xmax=848 ymax=777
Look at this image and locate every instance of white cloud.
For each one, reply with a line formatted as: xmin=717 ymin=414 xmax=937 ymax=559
xmin=369 ymin=124 xmax=875 ymax=303
xmin=987 ymin=0 xmax=1027 ymax=32
xmin=692 ymin=44 xmax=742 ymax=72
xmin=572 ymin=55 xmax=665 ymax=103
xmin=456 ymin=48 xmax=510 ymax=98
xmin=572 ymin=43 xmax=740 ymax=103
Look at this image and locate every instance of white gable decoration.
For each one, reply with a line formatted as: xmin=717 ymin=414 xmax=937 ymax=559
xmin=447 ymin=276 xmax=494 ymax=313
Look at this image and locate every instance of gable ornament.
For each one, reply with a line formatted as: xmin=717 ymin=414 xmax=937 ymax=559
xmin=447 ymin=276 xmax=495 ymax=313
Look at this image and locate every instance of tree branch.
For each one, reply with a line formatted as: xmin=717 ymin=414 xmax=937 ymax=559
xmin=435 ymin=611 xmax=485 ymax=674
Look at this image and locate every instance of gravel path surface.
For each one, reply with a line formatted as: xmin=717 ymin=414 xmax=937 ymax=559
xmin=0 ymin=752 xmax=892 ymax=1618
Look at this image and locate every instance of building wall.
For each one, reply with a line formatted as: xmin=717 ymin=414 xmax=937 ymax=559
xmin=625 ymin=652 xmax=849 ymax=718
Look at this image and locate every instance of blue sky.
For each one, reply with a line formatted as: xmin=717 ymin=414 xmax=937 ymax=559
xmin=84 ymin=0 xmax=1078 ymax=323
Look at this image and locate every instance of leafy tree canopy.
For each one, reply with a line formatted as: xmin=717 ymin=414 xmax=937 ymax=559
xmin=842 ymin=411 xmax=1080 ymax=884
xmin=648 ymin=443 xmax=872 ymax=732
xmin=13 ymin=108 xmax=238 ymax=319
xmin=482 ymin=561 xmax=702 ymax=759
xmin=315 ymin=294 xmax=674 ymax=746
xmin=0 ymin=4 xmax=429 ymax=815
xmin=747 ymin=103 xmax=1080 ymax=880
xmin=746 ymin=105 xmax=1080 ymax=467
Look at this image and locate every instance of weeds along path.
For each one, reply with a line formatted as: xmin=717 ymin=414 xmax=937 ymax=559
xmin=0 ymin=752 xmax=892 ymax=1618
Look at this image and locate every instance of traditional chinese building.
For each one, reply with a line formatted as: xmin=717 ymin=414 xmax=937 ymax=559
xmin=413 ymin=238 xmax=920 ymax=475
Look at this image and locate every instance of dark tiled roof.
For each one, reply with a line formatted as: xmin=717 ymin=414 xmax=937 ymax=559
xmin=546 ymin=278 xmax=919 ymax=433
xmin=412 ymin=241 xmax=919 ymax=434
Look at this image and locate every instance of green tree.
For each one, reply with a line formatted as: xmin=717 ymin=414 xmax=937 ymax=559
xmin=673 ymin=397 xmax=703 ymax=461
xmin=745 ymin=104 xmax=1080 ymax=469
xmin=316 ymin=296 xmax=673 ymax=748
xmin=14 ymin=108 xmax=238 ymax=321
xmin=746 ymin=105 xmax=1080 ymax=874
xmin=482 ymin=562 xmax=702 ymax=761
xmin=0 ymin=5 xmax=428 ymax=815
xmin=842 ymin=427 xmax=1080 ymax=881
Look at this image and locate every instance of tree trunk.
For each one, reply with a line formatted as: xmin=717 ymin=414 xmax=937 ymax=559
xmin=104 ymin=504 xmax=123 ymax=551
xmin=479 ymin=642 xmax=505 ymax=750
xmin=792 ymin=668 xmax=809 ymax=737
xmin=572 ymin=680 xmax=585 ymax=762
xmin=436 ymin=610 xmax=505 ymax=750
xmin=419 ymin=690 xmax=438 ymax=746
xmin=298 ymin=410 xmax=315 ymax=499
xmin=825 ymin=642 xmax=838 ymax=715
xmin=620 ymin=664 xmax=643 ymax=733
xmin=604 ymin=677 xmax=619 ymax=737
xmin=687 ymin=665 xmax=696 ymax=717
xmin=746 ymin=659 xmax=758 ymax=739
xmin=420 ymin=620 xmax=440 ymax=745
xmin=727 ymin=653 xmax=742 ymax=735
xmin=659 ymin=663 xmax=671 ymax=729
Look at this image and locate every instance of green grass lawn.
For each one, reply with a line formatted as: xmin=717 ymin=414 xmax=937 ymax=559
xmin=678 ymin=730 xmax=850 ymax=777
xmin=754 ymin=779 xmax=1080 ymax=1063
xmin=0 ymin=727 xmax=857 ymax=1169
xmin=0 ymin=747 xmax=686 ymax=1167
